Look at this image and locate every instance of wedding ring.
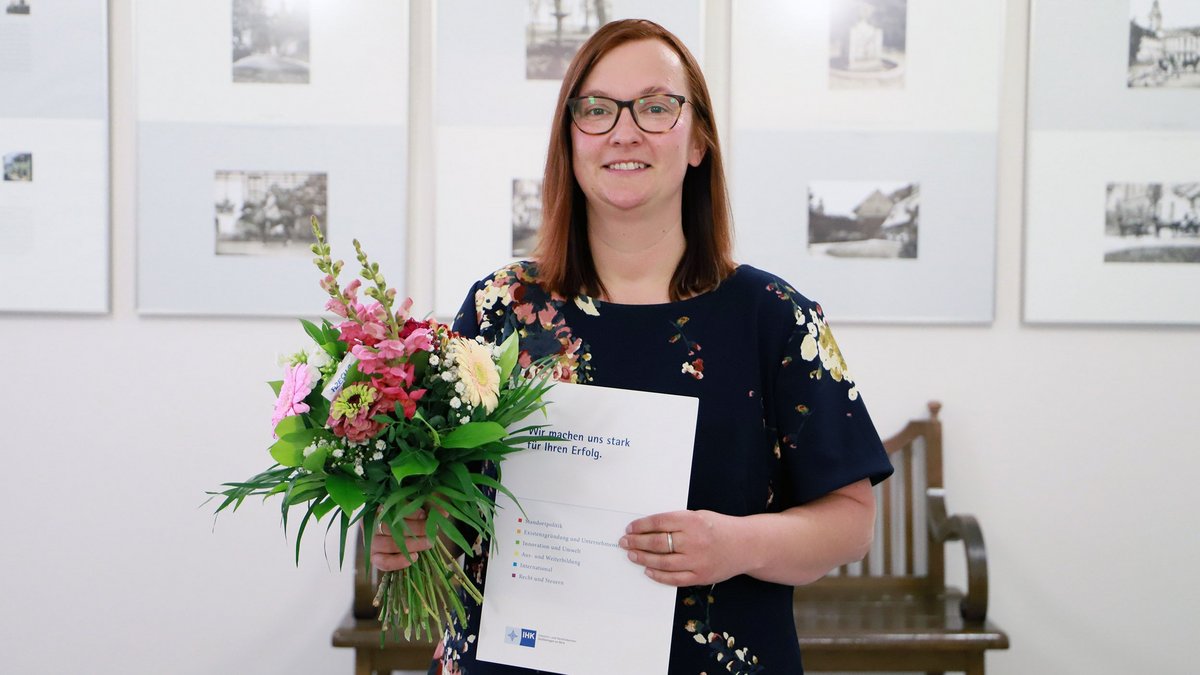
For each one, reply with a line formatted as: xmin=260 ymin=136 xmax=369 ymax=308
xmin=666 ymin=531 xmax=675 ymax=554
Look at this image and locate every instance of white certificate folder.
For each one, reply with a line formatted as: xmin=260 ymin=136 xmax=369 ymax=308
xmin=476 ymin=382 xmax=698 ymax=674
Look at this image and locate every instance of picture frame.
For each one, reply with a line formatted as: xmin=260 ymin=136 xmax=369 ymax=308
xmin=728 ymin=0 xmax=1005 ymax=323
xmin=135 ymin=0 xmax=408 ymax=127
xmin=1024 ymin=0 xmax=1200 ymax=324
xmin=0 ymin=0 xmax=109 ymax=314
xmin=135 ymin=0 xmax=409 ymax=316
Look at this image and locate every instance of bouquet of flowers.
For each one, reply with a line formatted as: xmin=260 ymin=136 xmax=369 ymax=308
xmin=211 ymin=218 xmax=553 ymax=641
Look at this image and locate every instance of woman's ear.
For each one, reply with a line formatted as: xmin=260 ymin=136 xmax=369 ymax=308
xmin=688 ymin=135 xmax=706 ymax=168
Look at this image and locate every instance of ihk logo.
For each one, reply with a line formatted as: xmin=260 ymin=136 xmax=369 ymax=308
xmin=504 ymin=626 xmax=537 ymax=648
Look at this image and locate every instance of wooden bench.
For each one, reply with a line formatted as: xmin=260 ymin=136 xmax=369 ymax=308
xmin=794 ymin=401 xmax=1009 ymax=673
xmin=332 ymin=401 xmax=1008 ymax=674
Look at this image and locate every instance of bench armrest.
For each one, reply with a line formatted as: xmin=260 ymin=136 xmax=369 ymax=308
xmin=927 ymin=487 xmax=989 ymax=622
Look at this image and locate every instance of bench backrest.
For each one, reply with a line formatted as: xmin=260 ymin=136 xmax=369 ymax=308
xmin=797 ymin=401 xmax=944 ymax=598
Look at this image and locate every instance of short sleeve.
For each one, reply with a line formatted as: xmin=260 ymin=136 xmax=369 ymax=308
xmin=773 ymin=299 xmax=893 ymax=506
xmin=450 ymin=264 xmax=529 ymax=345
xmin=451 ymin=280 xmax=484 ymax=339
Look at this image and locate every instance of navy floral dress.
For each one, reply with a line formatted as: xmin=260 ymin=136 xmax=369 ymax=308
xmin=434 ymin=262 xmax=893 ymax=674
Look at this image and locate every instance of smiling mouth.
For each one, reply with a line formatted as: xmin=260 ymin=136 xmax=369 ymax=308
xmin=605 ymin=162 xmax=649 ymax=171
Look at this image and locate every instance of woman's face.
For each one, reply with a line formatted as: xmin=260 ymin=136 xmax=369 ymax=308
xmin=571 ymin=39 xmax=706 ymax=217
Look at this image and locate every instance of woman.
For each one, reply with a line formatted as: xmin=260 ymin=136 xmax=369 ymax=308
xmin=375 ymin=19 xmax=893 ymax=674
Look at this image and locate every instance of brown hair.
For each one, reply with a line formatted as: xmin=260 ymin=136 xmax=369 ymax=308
xmin=532 ymin=19 xmax=736 ymax=302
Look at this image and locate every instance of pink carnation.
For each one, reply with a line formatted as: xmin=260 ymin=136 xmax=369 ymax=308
xmin=271 ymin=363 xmax=316 ymax=432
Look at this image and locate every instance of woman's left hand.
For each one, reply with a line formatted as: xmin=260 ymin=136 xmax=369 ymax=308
xmin=619 ymin=509 xmax=743 ymax=587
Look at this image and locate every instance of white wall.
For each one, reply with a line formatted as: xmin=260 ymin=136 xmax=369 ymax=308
xmin=1 ymin=1 xmax=1197 ymax=673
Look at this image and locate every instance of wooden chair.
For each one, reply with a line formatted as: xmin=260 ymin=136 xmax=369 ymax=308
xmin=332 ymin=401 xmax=1009 ymax=674
xmin=794 ymin=401 xmax=1009 ymax=674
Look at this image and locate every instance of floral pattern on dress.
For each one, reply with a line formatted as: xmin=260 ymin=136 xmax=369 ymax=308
xmin=470 ymin=262 xmax=594 ymax=384
xmin=680 ymin=587 xmax=766 ymax=675
xmin=765 ymin=281 xmax=858 ymax=401
xmin=669 ymin=316 xmax=705 ymax=380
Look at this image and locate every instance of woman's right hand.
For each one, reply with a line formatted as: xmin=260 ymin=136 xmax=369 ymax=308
xmin=370 ymin=509 xmax=435 ymax=572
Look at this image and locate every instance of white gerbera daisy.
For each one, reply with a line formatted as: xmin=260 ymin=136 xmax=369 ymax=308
xmin=447 ymin=337 xmax=500 ymax=413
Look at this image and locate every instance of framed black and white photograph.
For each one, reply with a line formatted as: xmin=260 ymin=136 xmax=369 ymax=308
xmin=829 ymin=0 xmax=906 ymax=90
xmin=732 ymin=131 xmax=994 ymax=323
xmin=232 ymin=0 xmax=310 ymax=84
xmin=0 ymin=0 xmax=107 ymax=314
xmin=731 ymin=1 xmax=1002 ymax=132
xmin=136 ymin=2 xmax=408 ymax=316
xmin=433 ymin=0 xmax=703 ymax=316
xmin=3 ymin=151 xmax=31 ymax=181
xmin=213 ymin=170 xmax=325 ymax=257
xmin=138 ymin=125 xmax=405 ymax=317
xmin=730 ymin=0 xmax=1003 ymax=323
xmin=808 ymin=180 xmax=918 ymax=259
xmin=511 ymin=178 xmax=542 ymax=257
xmin=1105 ymin=182 xmax=1200 ymax=263
xmin=526 ymin=0 xmax=612 ymax=80
xmin=1026 ymin=0 xmax=1200 ymax=324
xmin=1029 ymin=0 xmax=1199 ymax=132
xmin=1128 ymin=0 xmax=1200 ymax=88
xmin=136 ymin=1 xmax=407 ymax=126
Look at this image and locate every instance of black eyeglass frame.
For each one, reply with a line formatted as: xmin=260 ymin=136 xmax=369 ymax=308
xmin=566 ymin=94 xmax=688 ymax=135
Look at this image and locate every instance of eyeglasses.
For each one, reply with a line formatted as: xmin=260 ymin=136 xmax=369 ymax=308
xmin=566 ymin=94 xmax=687 ymax=135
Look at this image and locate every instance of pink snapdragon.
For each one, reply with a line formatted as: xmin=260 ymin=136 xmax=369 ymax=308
xmin=338 ymin=315 xmax=387 ymax=348
xmin=370 ymin=329 xmax=434 ymax=360
xmin=325 ymin=279 xmax=392 ymax=349
xmin=399 ymin=326 xmax=433 ymax=353
xmin=350 ymin=324 xmax=432 ymax=382
xmin=350 ymin=344 xmax=415 ymax=386
xmin=324 ymin=296 xmax=347 ymax=318
xmin=370 ymin=339 xmax=410 ymax=361
xmin=394 ymin=296 xmax=414 ymax=324
xmin=271 ymin=363 xmax=316 ymax=432
xmin=324 ymin=279 xmax=362 ymax=319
